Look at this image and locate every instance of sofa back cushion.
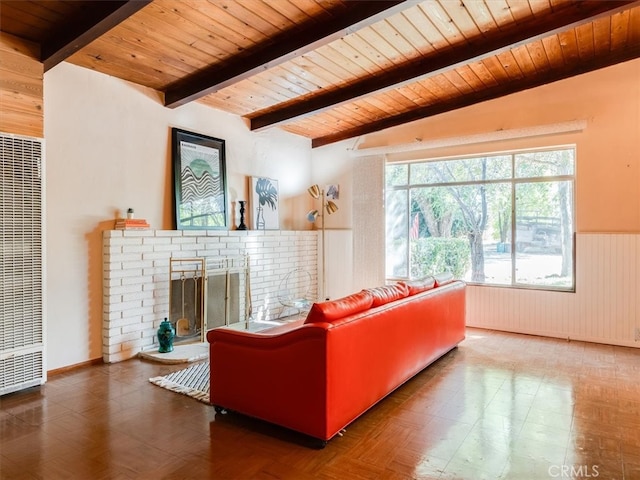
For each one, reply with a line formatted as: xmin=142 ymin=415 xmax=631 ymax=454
xmin=304 ymin=290 xmax=373 ymax=324
xmin=400 ymin=276 xmax=436 ymax=296
xmin=366 ymin=283 xmax=410 ymax=307
xmin=433 ymin=272 xmax=454 ymax=287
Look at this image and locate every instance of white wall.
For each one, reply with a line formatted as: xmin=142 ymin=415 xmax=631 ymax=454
xmin=309 ymin=140 xmax=354 ymax=230
xmin=44 ymin=63 xmax=313 ymax=370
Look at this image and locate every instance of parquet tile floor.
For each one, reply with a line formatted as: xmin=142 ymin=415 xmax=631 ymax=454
xmin=1 ymin=328 xmax=639 ymax=479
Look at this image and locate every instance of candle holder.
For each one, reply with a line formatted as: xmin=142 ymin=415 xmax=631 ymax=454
xmin=237 ymin=200 xmax=247 ymax=230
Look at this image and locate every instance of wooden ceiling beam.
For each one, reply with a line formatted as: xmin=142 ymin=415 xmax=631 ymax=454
xmin=252 ymin=0 xmax=640 ymax=132
xmin=311 ymin=45 xmax=640 ymax=148
xmin=42 ymin=0 xmax=151 ymax=72
xmin=163 ymin=0 xmax=410 ymax=108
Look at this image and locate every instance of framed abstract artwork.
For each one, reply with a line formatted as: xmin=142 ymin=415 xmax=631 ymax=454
xmin=172 ymin=128 xmax=228 ymax=230
xmin=250 ymin=176 xmax=279 ymax=230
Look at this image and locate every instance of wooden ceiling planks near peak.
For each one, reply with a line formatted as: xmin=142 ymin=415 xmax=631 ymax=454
xmin=1 ymin=0 xmax=639 ymax=147
xmin=163 ymin=0 xmax=410 ymax=107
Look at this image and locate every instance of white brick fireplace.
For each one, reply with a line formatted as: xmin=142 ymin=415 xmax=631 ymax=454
xmin=102 ymin=230 xmax=318 ymax=363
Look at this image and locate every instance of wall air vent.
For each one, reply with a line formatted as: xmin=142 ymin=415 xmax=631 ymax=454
xmin=0 ymin=132 xmax=45 ymax=395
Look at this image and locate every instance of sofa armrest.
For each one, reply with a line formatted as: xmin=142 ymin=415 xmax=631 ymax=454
xmin=207 ymin=324 xmax=332 ymax=440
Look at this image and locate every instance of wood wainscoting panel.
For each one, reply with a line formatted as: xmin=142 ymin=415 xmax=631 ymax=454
xmin=467 ymin=233 xmax=640 ymax=348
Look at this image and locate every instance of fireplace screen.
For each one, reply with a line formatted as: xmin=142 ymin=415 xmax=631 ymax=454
xmin=206 ymin=272 xmax=239 ymax=329
xmin=169 ymin=256 xmax=250 ymax=342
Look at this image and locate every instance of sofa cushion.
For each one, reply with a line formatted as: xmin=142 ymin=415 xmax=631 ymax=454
xmin=304 ymin=290 xmax=373 ymax=324
xmin=401 ymin=276 xmax=436 ymax=296
xmin=367 ymin=283 xmax=410 ymax=307
xmin=433 ymin=272 xmax=454 ymax=287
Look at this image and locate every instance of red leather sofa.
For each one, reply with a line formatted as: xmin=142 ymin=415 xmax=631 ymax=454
xmin=207 ymin=273 xmax=466 ymax=446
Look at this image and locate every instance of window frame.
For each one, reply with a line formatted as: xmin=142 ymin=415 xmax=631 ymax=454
xmin=385 ymin=145 xmax=576 ymax=292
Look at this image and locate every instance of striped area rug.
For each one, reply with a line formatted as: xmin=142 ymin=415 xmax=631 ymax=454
xmin=149 ymin=361 xmax=210 ymax=404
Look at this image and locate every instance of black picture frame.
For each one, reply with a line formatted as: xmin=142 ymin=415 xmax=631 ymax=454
xmin=172 ymin=128 xmax=228 ymax=230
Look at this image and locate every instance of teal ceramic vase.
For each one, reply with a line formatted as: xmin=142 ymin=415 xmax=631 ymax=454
xmin=157 ymin=318 xmax=175 ymax=353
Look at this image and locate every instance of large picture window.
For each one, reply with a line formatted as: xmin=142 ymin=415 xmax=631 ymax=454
xmin=385 ymin=147 xmax=575 ymax=290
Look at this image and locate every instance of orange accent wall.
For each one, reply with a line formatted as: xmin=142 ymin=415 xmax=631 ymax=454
xmin=359 ymin=59 xmax=640 ymax=233
xmin=0 ymin=33 xmax=43 ymax=138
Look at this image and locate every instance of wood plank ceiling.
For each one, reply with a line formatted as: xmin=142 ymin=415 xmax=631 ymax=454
xmin=2 ymin=0 xmax=639 ymax=147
